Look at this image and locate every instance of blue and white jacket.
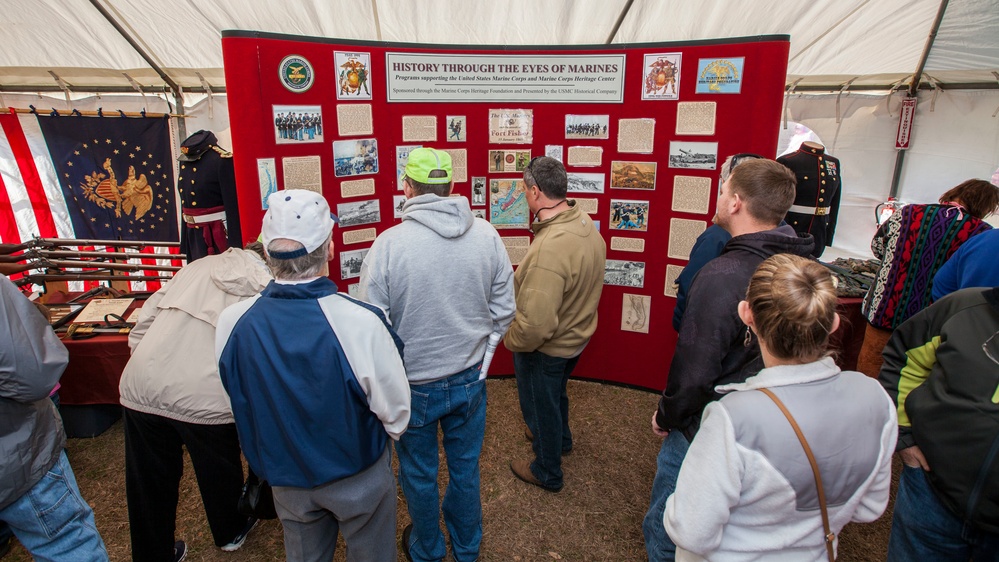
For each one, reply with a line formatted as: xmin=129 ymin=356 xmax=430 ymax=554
xmin=216 ymin=277 xmax=410 ymax=488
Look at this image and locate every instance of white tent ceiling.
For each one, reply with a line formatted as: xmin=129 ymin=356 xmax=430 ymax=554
xmin=1 ymin=0 xmax=997 ymax=95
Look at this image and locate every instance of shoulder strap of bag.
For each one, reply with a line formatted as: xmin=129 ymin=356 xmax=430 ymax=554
xmin=759 ymin=387 xmax=836 ymax=562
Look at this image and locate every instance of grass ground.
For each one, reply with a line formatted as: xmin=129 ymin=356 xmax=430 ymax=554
xmin=4 ymin=378 xmax=893 ymax=561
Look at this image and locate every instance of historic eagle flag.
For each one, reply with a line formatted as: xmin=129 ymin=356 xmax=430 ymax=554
xmin=0 ymin=111 xmax=180 ymax=291
xmin=31 ymin=114 xmax=179 ymax=242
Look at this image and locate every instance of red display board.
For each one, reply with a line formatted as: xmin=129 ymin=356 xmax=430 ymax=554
xmin=221 ymin=31 xmax=789 ymax=391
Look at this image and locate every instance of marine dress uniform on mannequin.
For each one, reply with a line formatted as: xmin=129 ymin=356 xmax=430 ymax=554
xmin=778 ymin=141 xmax=842 ymax=258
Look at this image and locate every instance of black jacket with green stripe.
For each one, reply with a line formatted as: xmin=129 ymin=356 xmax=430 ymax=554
xmin=880 ymin=286 xmax=999 ymax=532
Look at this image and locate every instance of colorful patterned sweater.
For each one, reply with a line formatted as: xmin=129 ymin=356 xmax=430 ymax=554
xmin=862 ymin=203 xmax=991 ymax=329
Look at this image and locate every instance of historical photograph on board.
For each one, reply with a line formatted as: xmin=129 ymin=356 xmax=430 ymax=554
xmin=273 ymin=105 xmax=323 ymax=144
xmin=642 ymin=53 xmax=682 ymax=100
xmin=339 ymin=247 xmax=369 ymax=280
xmin=610 ymin=161 xmax=657 ymax=190
xmin=604 ymin=259 xmax=646 ymax=288
xmin=335 ymin=51 xmax=372 ymax=100
xmin=337 ymin=198 xmax=381 ymax=228
xmin=333 ymin=138 xmax=379 ymax=177
xmin=566 ymin=172 xmax=605 ymax=194
xmin=488 ymin=150 xmax=531 ymax=173
xmin=609 ymin=199 xmax=649 ymax=231
xmin=446 ymin=115 xmax=466 ymax=142
xmin=669 ymin=141 xmax=718 ymax=170
xmin=565 ymin=114 xmax=609 ymax=139
xmin=471 ymin=177 xmax=486 ymax=206
xmin=393 ymin=195 xmax=407 ymax=219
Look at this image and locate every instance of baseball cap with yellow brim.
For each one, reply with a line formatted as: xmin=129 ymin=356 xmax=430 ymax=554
xmin=403 ymin=148 xmax=452 ymax=184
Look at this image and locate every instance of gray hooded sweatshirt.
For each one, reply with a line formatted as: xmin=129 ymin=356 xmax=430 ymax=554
xmin=359 ymin=194 xmax=515 ymax=383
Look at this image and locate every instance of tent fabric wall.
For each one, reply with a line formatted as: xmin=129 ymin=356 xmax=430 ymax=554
xmin=786 ymin=89 xmax=999 ymax=259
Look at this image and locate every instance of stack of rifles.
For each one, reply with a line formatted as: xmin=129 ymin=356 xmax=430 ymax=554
xmin=1 ymin=237 xmax=182 ymax=288
xmin=1 ymin=237 xmax=184 ymax=334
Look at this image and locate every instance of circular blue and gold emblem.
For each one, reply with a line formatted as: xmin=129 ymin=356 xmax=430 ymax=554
xmin=279 ymin=55 xmax=314 ymax=93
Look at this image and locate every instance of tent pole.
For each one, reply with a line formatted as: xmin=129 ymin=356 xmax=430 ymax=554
xmin=605 ymin=0 xmax=635 ymax=44
xmin=87 ymin=0 xmax=184 ymax=108
xmin=908 ymin=0 xmax=950 ymax=97
xmin=888 ymin=0 xmax=949 ymax=199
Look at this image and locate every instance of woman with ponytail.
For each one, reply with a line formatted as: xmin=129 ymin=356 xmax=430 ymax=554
xmin=664 ymin=254 xmax=897 ymax=561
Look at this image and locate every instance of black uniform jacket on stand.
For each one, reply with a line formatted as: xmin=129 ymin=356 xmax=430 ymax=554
xmin=777 ymin=144 xmax=842 ymax=258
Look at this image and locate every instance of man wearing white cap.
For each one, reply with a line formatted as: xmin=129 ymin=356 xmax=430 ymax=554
xmin=360 ymin=148 xmax=514 ymax=562
xmin=216 ymin=189 xmax=411 ymax=562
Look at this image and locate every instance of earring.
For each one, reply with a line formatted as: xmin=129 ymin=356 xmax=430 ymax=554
xmin=744 ymin=326 xmax=752 ymax=347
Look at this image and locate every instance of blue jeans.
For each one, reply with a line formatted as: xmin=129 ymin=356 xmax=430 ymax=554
xmin=397 ymin=365 xmax=486 ymax=562
xmin=0 ymin=451 xmax=108 ymax=561
xmin=888 ymin=464 xmax=999 ymax=561
xmin=643 ymin=430 xmax=690 ymax=562
xmin=513 ymin=351 xmax=580 ymax=490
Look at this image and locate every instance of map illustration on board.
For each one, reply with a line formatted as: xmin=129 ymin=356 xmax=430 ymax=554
xmin=489 ymin=179 xmax=528 ymax=229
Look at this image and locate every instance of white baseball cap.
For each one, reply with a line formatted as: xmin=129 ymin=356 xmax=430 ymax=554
xmin=261 ymin=190 xmax=337 ymax=259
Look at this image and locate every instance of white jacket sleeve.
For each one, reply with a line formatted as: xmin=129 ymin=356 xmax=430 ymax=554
xmin=665 ymin=401 xmax=743 ymax=555
xmin=320 ymin=294 xmax=411 ymax=440
xmin=852 ymin=393 xmax=899 ymax=523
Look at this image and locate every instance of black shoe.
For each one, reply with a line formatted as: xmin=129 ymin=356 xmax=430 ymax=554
xmin=174 ymin=540 xmax=187 ymax=562
xmin=221 ymin=517 xmax=259 ymax=552
xmin=401 ymin=523 xmax=414 ymax=562
xmin=0 ymin=537 xmax=11 ymax=559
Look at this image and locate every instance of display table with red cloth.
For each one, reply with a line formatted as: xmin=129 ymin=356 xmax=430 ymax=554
xmin=59 ymin=334 xmax=131 ymax=406
xmin=57 ymin=333 xmax=130 ymax=437
xmin=45 ymin=293 xmax=146 ymax=437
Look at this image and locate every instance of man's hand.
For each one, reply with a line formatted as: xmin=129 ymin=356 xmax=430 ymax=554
xmin=651 ymin=410 xmax=669 ymax=438
xmin=899 ymin=446 xmax=931 ymax=471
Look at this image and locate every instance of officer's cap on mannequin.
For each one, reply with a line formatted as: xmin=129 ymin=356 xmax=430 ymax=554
xmin=178 ymin=130 xmax=218 ymax=162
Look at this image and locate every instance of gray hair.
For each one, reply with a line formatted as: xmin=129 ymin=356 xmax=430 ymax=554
xmin=244 ymin=241 xmax=266 ymax=259
xmin=265 ymin=236 xmax=330 ymax=280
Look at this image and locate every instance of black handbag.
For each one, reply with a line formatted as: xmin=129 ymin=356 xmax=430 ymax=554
xmin=238 ymin=468 xmax=278 ymax=520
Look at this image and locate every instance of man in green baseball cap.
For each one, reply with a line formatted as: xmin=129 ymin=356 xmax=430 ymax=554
xmin=360 ymin=147 xmax=515 ymax=562
xmin=401 ymin=147 xmax=453 ymax=187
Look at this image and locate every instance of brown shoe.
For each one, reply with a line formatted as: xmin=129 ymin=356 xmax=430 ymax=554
xmin=510 ymin=460 xmax=562 ymax=492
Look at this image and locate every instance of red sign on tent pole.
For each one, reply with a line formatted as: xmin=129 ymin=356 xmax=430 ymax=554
xmin=895 ymin=97 xmax=917 ymax=150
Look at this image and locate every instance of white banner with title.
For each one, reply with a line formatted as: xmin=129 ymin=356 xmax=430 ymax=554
xmin=386 ymin=53 xmax=626 ymax=103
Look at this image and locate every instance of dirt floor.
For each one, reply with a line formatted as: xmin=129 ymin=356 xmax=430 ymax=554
xmin=4 ymin=378 xmax=895 ymax=561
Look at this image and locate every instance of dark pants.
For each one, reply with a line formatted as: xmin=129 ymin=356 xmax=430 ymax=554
xmin=888 ymin=465 xmax=999 ymax=561
xmin=123 ymin=408 xmax=245 ymax=561
xmin=513 ymin=350 xmax=580 ymax=490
